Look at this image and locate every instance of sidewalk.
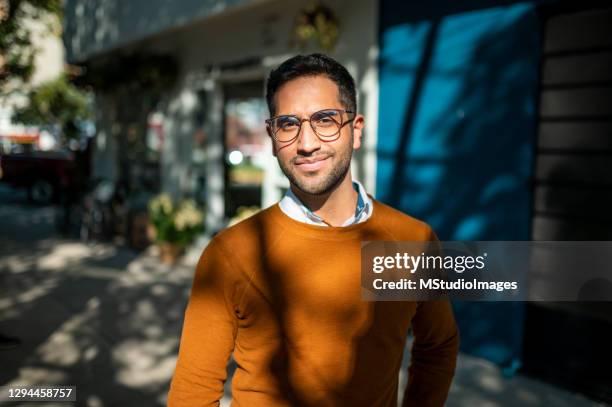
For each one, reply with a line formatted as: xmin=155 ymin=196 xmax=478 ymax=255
xmin=0 ymin=228 xmax=199 ymax=405
xmin=0 ymin=197 xmax=606 ymax=406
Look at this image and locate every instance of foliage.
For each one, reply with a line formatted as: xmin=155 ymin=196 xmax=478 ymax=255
xmin=292 ymin=3 xmax=339 ymax=51
xmin=12 ymin=75 xmax=92 ymax=140
xmin=148 ymin=194 xmax=204 ymax=248
xmin=0 ymin=0 xmax=62 ymax=92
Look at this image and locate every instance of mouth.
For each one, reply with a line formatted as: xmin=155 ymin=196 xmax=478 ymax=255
xmin=294 ymin=155 xmax=330 ymax=172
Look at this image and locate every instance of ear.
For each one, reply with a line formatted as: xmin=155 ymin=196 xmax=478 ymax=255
xmin=351 ymin=114 xmax=365 ymax=150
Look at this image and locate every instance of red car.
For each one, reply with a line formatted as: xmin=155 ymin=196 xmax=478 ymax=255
xmin=0 ymin=150 xmax=77 ymax=204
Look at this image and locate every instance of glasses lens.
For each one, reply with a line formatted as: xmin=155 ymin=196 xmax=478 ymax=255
xmin=312 ymin=110 xmax=341 ymax=137
xmin=273 ymin=116 xmax=300 ymax=141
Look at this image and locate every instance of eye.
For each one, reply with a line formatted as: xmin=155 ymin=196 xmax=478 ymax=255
xmin=276 ymin=117 xmax=299 ymax=131
xmin=313 ymin=111 xmax=340 ymax=126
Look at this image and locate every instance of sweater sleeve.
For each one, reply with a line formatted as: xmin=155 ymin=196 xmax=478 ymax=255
xmin=168 ymin=239 xmax=238 ymax=406
xmin=402 ymin=228 xmax=460 ymax=407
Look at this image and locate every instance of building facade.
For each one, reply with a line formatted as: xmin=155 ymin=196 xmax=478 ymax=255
xmin=63 ymin=0 xmax=379 ymax=234
xmin=64 ymin=0 xmax=612 ymax=402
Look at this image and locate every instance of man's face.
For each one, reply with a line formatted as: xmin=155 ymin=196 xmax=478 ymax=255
xmin=269 ymin=75 xmax=364 ymax=196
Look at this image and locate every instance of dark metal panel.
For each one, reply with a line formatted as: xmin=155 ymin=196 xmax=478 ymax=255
xmin=538 ymin=122 xmax=612 ymax=151
xmin=532 ymin=215 xmax=612 ymax=240
xmin=535 ymin=154 xmax=612 ymax=186
xmin=544 ymin=7 xmax=612 ymax=53
xmin=534 ymin=185 xmax=612 ymax=220
xmin=542 ymin=51 xmax=612 ymax=85
xmin=540 ymin=87 xmax=612 ymax=117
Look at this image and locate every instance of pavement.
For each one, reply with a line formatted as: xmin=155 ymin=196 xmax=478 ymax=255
xmin=0 ymin=185 xmax=607 ymax=407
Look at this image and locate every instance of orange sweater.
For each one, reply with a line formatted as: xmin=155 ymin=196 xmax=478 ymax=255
xmin=168 ymin=199 xmax=459 ymax=406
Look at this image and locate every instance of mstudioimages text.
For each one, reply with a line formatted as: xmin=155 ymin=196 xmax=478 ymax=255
xmin=372 ymin=252 xmax=488 ymax=274
xmin=372 ymin=278 xmax=518 ymax=292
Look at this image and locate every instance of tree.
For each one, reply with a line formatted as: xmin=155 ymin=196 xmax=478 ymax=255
xmin=12 ymin=74 xmax=91 ymax=141
xmin=0 ymin=0 xmax=62 ymax=93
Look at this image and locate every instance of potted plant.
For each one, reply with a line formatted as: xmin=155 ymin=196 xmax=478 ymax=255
xmin=147 ymin=194 xmax=204 ymax=264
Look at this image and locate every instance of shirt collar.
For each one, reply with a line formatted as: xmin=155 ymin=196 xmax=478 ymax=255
xmin=279 ymin=180 xmax=373 ymax=227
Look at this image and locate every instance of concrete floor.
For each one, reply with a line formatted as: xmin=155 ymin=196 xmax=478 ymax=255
xmin=0 ymin=185 xmax=607 ymax=407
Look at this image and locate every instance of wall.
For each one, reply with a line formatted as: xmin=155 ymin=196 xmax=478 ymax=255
xmin=152 ymin=0 xmax=378 ymax=232
xmin=63 ymin=0 xmax=261 ymax=63
xmin=377 ymin=0 xmax=541 ymax=369
xmin=524 ymin=5 xmax=612 ymax=400
xmin=82 ymin=0 xmax=379 ymax=234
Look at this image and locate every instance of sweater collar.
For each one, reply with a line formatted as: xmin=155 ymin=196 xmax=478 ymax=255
xmin=278 ymin=180 xmax=373 ymax=227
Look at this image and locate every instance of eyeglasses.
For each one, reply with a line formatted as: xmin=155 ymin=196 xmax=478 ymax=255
xmin=266 ymin=109 xmax=355 ymax=143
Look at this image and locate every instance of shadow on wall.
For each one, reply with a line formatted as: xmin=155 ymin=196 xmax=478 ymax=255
xmin=377 ymin=1 xmax=540 ymax=368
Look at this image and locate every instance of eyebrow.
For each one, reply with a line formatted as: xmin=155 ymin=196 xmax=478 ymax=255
xmin=273 ymin=108 xmax=344 ymax=119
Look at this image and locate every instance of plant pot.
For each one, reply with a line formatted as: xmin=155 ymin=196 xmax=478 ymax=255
xmin=158 ymin=242 xmax=184 ymax=265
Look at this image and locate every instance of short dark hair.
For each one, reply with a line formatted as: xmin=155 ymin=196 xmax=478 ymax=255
xmin=265 ymin=53 xmax=357 ymax=117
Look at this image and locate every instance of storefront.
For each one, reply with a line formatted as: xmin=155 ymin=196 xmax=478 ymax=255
xmin=64 ymin=0 xmax=379 ymax=234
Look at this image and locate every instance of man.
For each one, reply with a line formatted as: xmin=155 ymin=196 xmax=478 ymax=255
xmin=168 ymin=54 xmax=459 ymax=406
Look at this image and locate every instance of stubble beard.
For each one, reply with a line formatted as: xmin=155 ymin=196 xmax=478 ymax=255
xmin=278 ymin=137 xmax=354 ymax=196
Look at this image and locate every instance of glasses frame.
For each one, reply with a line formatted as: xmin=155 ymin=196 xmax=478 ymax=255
xmin=266 ymin=109 xmax=355 ymax=143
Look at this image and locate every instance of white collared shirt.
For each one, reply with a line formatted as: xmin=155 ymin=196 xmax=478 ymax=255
xmin=278 ymin=180 xmax=373 ymax=227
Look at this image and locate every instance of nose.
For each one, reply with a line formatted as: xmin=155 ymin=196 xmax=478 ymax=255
xmin=296 ymin=121 xmax=321 ymax=155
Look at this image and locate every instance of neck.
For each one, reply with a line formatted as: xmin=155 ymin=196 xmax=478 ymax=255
xmin=291 ymin=171 xmax=358 ymax=227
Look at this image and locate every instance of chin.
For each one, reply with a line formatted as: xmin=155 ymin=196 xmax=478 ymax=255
xmin=294 ymin=181 xmax=326 ymax=195
xmin=294 ymin=175 xmax=341 ymax=196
